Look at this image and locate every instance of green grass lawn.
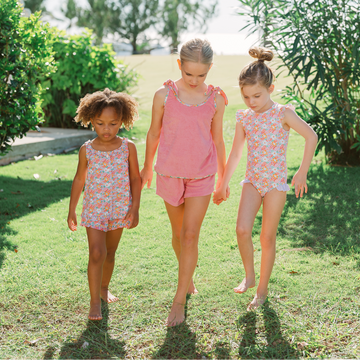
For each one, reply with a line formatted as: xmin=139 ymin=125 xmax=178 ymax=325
xmin=1 ymin=104 xmax=360 ymax=359
xmin=118 ymin=55 xmax=292 ymax=111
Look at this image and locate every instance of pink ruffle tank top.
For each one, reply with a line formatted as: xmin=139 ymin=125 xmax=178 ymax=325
xmin=154 ymin=79 xmax=228 ymax=179
xmin=236 ymin=103 xmax=293 ymax=197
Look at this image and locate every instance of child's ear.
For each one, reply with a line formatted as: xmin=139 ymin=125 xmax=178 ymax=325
xmin=177 ymin=59 xmax=181 ymax=70
xmin=268 ymin=84 xmax=275 ymax=94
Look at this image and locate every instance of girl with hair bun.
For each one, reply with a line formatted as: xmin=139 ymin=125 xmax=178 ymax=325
xmin=213 ymin=47 xmax=318 ymax=311
xmin=141 ymin=38 xmax=228 ymax=326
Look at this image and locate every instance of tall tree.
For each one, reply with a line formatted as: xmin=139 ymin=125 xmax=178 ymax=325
xmin=161 ymin=0 xmax=218 ymax=53
xmin=24 ymin=0 xmax=45 ymax=14
xmin=61 ymin=0 xmax=77 ymax=29
xmin=76 ymin=0 xmax=121 ymax=45
xmin=112 ymin=0 xmax=159 ymax=53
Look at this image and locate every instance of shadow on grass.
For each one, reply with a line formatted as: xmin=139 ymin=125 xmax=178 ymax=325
xmin=152 ymin=295 xmax=198 ymax=359
xmin=0 ymin=175 xmax=73 ymax=268
xmin=283 ymin=164 xmax=360 ymax=254
xmin=237 ymin=302 xmax=299 ymax=359
xmin=43 ymin=302 xmax=126 ymax=359
xmin=152 ymin=322 xmax=196 ymax=359
xmin=252 ymin=163 xmax=360 ymax=255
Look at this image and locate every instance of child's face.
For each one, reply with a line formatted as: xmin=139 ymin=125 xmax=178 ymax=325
xmin=241 ymin=83 xmax=275 ymax=113
xmin=177 ymin=60 xmax=212 ymax=90
xmin=90 ymin=107 xmax=122 ymax=141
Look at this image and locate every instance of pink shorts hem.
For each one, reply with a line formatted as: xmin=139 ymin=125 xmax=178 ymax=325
xmin=156 ymin=174 xmax=215 ymax=207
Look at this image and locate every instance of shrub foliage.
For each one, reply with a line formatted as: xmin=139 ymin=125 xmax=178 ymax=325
xmin=0 ymin=0 xmax=55 ymax=154
xmin=237 ymin=0 xmax=360 ymax=164
xmin=41 ymin=29 xmax=138 ymax=128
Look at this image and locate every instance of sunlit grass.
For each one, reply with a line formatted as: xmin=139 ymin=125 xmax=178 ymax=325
xmin=0 ymin=105 xmax=359 ymax=359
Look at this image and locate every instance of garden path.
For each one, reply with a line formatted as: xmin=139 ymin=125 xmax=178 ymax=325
xmin=0 ymin=128 xmax=96 ymax=166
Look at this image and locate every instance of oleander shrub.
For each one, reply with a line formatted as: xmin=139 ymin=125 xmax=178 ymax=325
xmin=237 ymin=0 xmax=360 ymax=164
xmin=0 ymin=0 xmax=55 ymax=155
xmin=41 ymin=29 xmax=139 ymax=128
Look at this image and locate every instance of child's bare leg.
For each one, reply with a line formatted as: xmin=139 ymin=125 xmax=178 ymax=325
xmin=101 ymin=227 xmax=123 ymax=303
xmin=166 ymin=195 xmax=210 ymax=326
xmin=247 ymin=189 xmax=286 ymax=310
xmin=86 ymin=227 xmax=107 ymax=320
xmin=234 ymin=184 xmax=262 ymax=294
xmin=165 ymin=201 xmax=198 ymax=295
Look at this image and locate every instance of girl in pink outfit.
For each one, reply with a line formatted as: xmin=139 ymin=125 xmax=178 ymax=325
xmin=140 ymin=38 xmax=228 ymax=326
xmin=213 ymin=47 xmax=318 ymax=311
xmin=67 ymin=89 xmax=141 ymax=321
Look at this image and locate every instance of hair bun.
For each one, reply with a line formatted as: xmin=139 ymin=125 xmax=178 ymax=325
xmin=249 ymin=47 xmax=273 ymax=62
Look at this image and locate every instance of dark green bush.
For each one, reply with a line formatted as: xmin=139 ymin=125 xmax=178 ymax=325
xmin=41 ymin=29 xmax=139 ymax=128
xmin=0 ymin=0 xmax=55 ymax=154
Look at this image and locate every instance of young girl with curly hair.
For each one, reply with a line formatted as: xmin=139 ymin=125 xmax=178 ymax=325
xmin=67 ymin=88 xmax=141 ymax=320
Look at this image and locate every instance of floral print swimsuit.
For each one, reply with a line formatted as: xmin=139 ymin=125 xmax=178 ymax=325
xmin=81 ymin=137 xmax=132 ymax=231
xmin=236 ymin=103 xmax=293 ymax=197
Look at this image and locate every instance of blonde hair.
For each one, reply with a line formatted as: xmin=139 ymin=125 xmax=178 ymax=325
xmin=180 ymin=38 xmax=213 ymax=65
xmin=239 ymin=47 xmax=275 ymax=89
xmin=75 ymin=88 xmax=138 ymax=130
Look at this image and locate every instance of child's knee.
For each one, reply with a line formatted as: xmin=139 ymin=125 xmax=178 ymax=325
xmin=236 ymin=225 xmax=252 ymax=239
xmin=181 ymin=229 xmax=198 ymax=248
xmin=260 ymin=233 xmax=276 ymax=248
xmin=89 ymin=247 xmax=106 ymax=263
xmin=105 ymin=249 xmax=117 ymax=263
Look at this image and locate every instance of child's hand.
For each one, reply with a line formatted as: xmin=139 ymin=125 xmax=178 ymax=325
xmin=125 ymin=206 xmax=139 ymax=229
xmin=140 ymin=167 xmax=153 ymax=190
xmin=213 ymin=187 xmax=228 ymax=205
xmin=67 ymin=212 xmax=77 ymax=231
xmin=291 ymin=170 xmax=308 ymax=198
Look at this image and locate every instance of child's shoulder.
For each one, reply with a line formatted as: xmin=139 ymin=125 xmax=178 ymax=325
xmin=213 ymin=87 xmax=228 ymax=106
xmin=154 ymin=81 xmax=171 ymax=102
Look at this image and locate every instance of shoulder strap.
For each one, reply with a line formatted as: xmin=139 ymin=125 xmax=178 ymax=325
xmin=209 ymin=86 xmax=228 ymax=107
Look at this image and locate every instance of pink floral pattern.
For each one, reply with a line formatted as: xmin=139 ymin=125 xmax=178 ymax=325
xmin=236 ymin=103 xmax=294 ymax=197
xmin=81 ymin=137 xmax=132 ymax=230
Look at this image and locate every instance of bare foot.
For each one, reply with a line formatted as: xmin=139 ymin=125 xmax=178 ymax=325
xmin=187 ymin=279 xmax=199 ymax=295
xmin=101 ymin=288 xmax=119 ymax=303
xmin=234 ymin=278 xmax=255 ymax=294
xmin=247 ymin=293 xmax=268 ymax=311
xmin=88 ymin=301 xmax=102 ymax=320
xmin=166 ymin=302 xmax=185 ymax=327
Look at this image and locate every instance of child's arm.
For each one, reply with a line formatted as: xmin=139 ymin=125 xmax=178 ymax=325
xmin=125 ymin=141 xmax=141 ymax=229
xmin=140 ymin=87 xmax=166 ymax=189
xmin=283 ymin=108 xmax=318 ymax=198
xmin=213 ymin=121 xmax=246 ymax=205
xmin=211 ymin=93 xmax=227 ymax=190
xmin=67 ymin=145 xmax=88 ymax=231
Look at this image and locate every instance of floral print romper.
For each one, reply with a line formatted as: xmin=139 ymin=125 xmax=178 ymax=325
xmin=236 ymin=103 xmax=294 ymax=197
xmin=81 ymin=137 xmax=132 ymax=231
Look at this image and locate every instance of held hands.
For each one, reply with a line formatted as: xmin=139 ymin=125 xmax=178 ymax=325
xmin=125 ymin=205 xmax=139 ymax=229
xmin=67 ymin=211 xmax=77 ymax=231
xmin=140 ymin=167 xmax=153 ymax=190
xmin=291 ymin=169 xmax=308 ymax=198
xmin=212 ymin=185 xmax=230 ymax=205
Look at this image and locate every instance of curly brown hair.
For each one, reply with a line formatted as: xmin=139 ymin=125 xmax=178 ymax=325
xmin=74 ymin=88 xmax=138 ymax=130
xmin=239 ymin=47 xmax=275 ymax=89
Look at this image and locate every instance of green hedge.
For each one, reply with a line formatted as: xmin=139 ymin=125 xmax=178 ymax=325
xmin=0 ymin=0 xmax=55 ymax=155
xmin=41 ymin=29 xmax=139 ymax=128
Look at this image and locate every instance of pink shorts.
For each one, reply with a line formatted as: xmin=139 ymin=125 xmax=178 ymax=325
xmin=156 ymin=174 xmax=215 ymax=207
xmin=81 ymin=218 xmax=130 ymax=232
